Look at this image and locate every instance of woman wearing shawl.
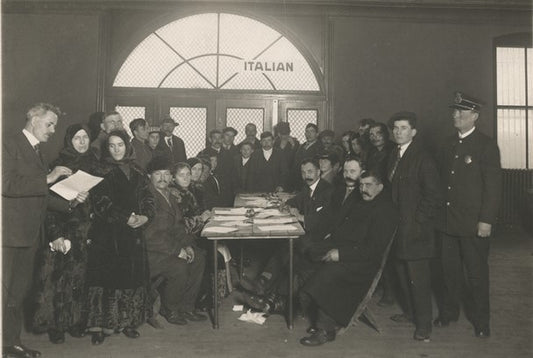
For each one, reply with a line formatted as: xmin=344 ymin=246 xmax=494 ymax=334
xmin=85 ymin=130 xmax=155 ymax=345
xmin=32 ymin=124 xmax=100 ymax=343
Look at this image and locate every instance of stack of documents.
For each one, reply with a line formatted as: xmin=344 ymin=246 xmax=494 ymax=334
xmin=257 ymin=224 xmax=300 ymax=232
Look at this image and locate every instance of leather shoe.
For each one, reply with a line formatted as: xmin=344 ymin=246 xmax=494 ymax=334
xmin=122 ymin=327 xmax=140 ymax=339
xmin=3 ymin=345 xmax=41 ymax=358
xmin=300 ymin=330 xmax=336 ymax=347
xmin=475 ymin=327 xmax=490 ymax=338
xmin=414 ymin=331 xmax=431 ymax=342
xmin=68 ymin=325 xmax=86 ymax=338
xmin=181 ymin=311 xmax=207 ymax=322
xmin=91 ymin=332 xmax=105 ymax=345
xmin=161 ymin=311 xmax=187 ymax=325
xmin=48 ymin=329 xmax=65 ymax=344
xmin=390 ymin=313 xmax=413 ymax=323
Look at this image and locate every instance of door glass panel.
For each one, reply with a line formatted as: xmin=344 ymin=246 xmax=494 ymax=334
xmin=115 ymin=105 xmax=146 ymax=138
xmin=169 ymin=107 xmax=208 ymax=157
xmin=286 ymin=109 xmax=318 ymax=143
xmin=497 ymin=108 xmax=527 ymax=169
xmin=226 ymin=108 xmax=264 ymax=143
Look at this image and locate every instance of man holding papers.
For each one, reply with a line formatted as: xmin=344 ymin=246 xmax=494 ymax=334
xmin=2 ymin=103 xmax=70 ymax=358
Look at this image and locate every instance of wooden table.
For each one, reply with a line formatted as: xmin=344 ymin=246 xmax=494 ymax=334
xmin=201 ymin=193 xmax=304 ymax=329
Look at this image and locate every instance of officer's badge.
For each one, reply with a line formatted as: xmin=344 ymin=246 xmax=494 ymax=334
xmin=464 ymin=155 xmax=472 ymax=164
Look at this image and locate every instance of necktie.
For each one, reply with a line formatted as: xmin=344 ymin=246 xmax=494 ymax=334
xmin=388 ymin=146 xmax=401 ymax=182
xmin=342 ymin=187 xmax=354 ymax=204
xmin=166 ymin=137 xmax=173 ymax=151
xmin=34 ymin=143 xmax=43 ymax=164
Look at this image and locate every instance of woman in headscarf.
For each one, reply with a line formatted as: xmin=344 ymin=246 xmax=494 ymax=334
xmin=33 ymin=124 xmax=100 ymax=344
xmin=86 ymin=130 xmax=155 ymax=345
xmin=169 ymin=162 xmax=211 ymax=235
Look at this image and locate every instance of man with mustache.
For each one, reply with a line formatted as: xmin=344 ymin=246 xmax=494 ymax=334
xmin=239 ymin=158 xmax=333 ymax=298
xmin=299 ymin=171 xmax=399 ymax=346
xmin=143 ymin=157 xmax=206 ymax=326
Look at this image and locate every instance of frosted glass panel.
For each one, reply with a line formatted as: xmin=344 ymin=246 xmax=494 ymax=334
xmin=169 ymin=107 xmax=207 ymax=157
xmin=287 ymin=109 xmax=318 ymax=143
xmin=497 ymin=109 xmax=526 ymax=169
xmin=496 ymin=47 xmax=526 ymax=106
xmin=226 ymin=108 xmax=264 ymax=144
xmin=115 ymin=106 xmax=146 ymax=139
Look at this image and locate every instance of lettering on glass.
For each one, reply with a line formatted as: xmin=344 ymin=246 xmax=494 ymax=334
xmin=243 ymin=61 xmax=294 ymax=72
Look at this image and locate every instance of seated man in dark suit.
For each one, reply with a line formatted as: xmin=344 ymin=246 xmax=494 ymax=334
xmin=247 ymin=131 xmax=288 ymax=192
xmin=299 ymin=171 xmax=399 ymax=346
xmin=238 ymin=158 xmax=333 ymax=311
xmin=143 ymin=157 xmax=206 ymax=325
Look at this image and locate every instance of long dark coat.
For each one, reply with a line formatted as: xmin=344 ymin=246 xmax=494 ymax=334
xmin=33 ymin=142 xmax=102 ymax=333
xmin=437 ymin=129 xmax=502 ymax=236
xmin=232 ymin=155 xmax=252 ymax=193
xmin=387 ymin=139 xmax=441 ymax=260
xmin=247 ymin=148 xmax=288 ymax=192
xmin=87 ymin=164 xmax=155 ymax=289
xmin=303 ymin=191 xmax=399 ymax=326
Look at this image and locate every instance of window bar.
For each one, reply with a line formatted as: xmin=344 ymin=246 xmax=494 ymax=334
xmin=525 ymin=47 xmax=529 ymax=169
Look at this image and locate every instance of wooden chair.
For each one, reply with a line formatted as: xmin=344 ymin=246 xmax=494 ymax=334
xmin=338 ymin=228 xmax=397 ymax=335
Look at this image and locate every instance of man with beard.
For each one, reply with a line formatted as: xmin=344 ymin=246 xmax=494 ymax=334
xmin=299 ymin=171 xmax=398 ymax=346
xmin=143 ymin=157 xmax=206 ymax=325
xmin=156 ymin=116 xmax=187 ymax=164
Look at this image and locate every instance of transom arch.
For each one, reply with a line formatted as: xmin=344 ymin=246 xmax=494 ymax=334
xmin=111 ymin=12 xmax=324 ymax=93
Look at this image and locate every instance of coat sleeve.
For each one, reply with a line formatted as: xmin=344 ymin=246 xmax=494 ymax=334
xmin=338 ymin=204 xmax=399 ymax=263
xmin=478 ymin=140 xmax=502 ymax=224
xmin=91 ymin=175 xmax=131 ymax=224
xmin=137 ymin=174 xmax=156 ymax=223
xmin=415 ymin=153 xmax=442 ymax=223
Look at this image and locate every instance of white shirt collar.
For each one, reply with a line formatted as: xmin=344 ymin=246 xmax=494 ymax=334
xmin=399 ymin=141 xmax=412 ymax=158
xmin=263 ymin=147 xmax=273 ymax=160
xmin=22 ymin=129 xmax=40 ymax=147
xmin=242 ymin=157 xmax=250 ymax=165
xmin=458 ymin=126 xmax=476 ymax=139
xmin=308 ymin=178 xmax=320 ymax=196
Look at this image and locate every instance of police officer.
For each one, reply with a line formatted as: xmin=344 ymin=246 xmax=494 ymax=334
xmin=435 ymin=92 xmax=502 ymax=338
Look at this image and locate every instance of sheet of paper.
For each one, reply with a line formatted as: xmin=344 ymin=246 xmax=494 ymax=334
xmin=244 ymin=199 xmax=269 ymax=208
xmin=255 ymin=209 xmax=289 ymax=218
xmin=214 ymin=208 xmax=249 ymax=215
xmin=203 ymin=226 xmax=239 ymax=234
xmin=254 ymin=217 xmax=296 ymax=225
xmin=257 ymin=224 xmax=300 ymax=232
xmin=220 ymin=221 xmax=251 ymax=227
xmin=50 ymin=170 xmax=103 ymax=201
xmin=212 ymin=215 xmax=248 ymax=221
xmin=238 ymin=310 xmax=266 ymax=325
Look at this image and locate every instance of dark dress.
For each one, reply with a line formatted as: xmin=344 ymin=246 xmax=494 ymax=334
xmin=86 ymin=161 xmax=155 ymax=330
xmin=33 ymin=124 xmax=104 ymax=334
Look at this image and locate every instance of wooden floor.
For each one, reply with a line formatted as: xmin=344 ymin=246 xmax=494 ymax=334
xmin=21 ymin=226 xmax=532 ymax=358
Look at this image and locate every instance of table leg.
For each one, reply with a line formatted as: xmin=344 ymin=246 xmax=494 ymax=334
xmin=240 ymin=241 xmax=244 ymax=278
xmin=213 ymin=240 xmax=219 ymax=329
xmin=289 ymin=238 xmax=294 ymax=330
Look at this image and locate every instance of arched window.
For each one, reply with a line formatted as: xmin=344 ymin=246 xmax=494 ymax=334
xmin=109 ymin=12 xmax=324 ymax=157
xmin=113 ymin=13 xmax=321 ymax=92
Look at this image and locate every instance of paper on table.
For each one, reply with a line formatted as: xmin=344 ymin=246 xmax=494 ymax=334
xmin=220 ymin=221 xmax=251 ymax=227
xmin=50 ymin=170 xmax=103 ymax=201
xmin=254 ymin=217 xmax=295 ymax=225
xmin=212 ymin=215 xmax=248 ymax=221
xmin=214 ymin=207 xmax=248 ymax=215
xmin=203 ymin=226 xmax=239 ymax=234
xmin=257 ymin=225 xmax=300 ymax=232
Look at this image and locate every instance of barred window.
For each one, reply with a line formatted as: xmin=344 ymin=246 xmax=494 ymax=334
xmin=495 ymin=34 xmax=533 ymax=169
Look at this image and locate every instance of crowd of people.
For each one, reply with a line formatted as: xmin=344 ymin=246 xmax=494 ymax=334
xmin=2 ymin=91 xmax=502 ymax=357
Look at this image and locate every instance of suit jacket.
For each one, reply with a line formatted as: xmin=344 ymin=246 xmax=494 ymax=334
xmin=286 ymin=179 xmax=333 ymax=235
xmin=366 ymin=141 xmax=394 ymax=184
xmin=387 ymin=139 xmax=441 ymax=260
xmin=131 ymin=137 xmax=153 ymax=172
xmin=156 ymin=134 xmax=187 ymax=164
xmin=247 ymin=148 xmax=288 ymax=192
xmin=204 ymin=174 xmax=232 ymax=209
xmin=2 ymin=131 xmax=49 ymax=247
xmin=303 ymin=190 xmax=399 ymax=327
xmin=292 ymin=140 xmax=324 ymax=189
xmin=232 ymin=156 xmax=252 ymax=193
xmin=437 ymin=129 xmax=502 ymax=236
xmin=144 ymin=184 xmax=194 ymax=266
